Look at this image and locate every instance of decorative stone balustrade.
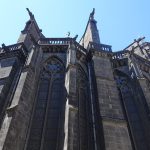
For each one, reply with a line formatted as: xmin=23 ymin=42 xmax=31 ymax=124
xmin=88 ymin=42 xmax=112 ymax=52
xmin=39 ymin=38 xmax=87 ymax=54
xmin=0 ymin=43 xmax=27 ymax=53
xmin=112 ymin=51 xmax=128 ymax=59
xmin=0 ymin=43 xmax=28 ymax=61
xmin=38 ymin=38 xmax=72 ymax=45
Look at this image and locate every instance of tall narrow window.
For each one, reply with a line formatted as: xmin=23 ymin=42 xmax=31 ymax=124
xmin=77 ymin=66 xmax=90 ymax=150
xmin=26 ymin=57 xmax=65 ymax=150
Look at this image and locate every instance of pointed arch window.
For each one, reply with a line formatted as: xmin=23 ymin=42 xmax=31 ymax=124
xmin=77 ymin=65 xmax=92 ymax=150
xmin=26 ymin=56 xmax=65 ymax=150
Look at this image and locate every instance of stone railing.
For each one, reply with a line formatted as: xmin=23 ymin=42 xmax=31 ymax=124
xmin=88 ymin=42 xmax=112 ymax=52
xmin=112 ymin=51 xmax=128 ymax=59
xmin=0 ymin=43 xmax=28 ymax=57
xmin=8 ymin=43 xmax=26 ymax=51
xmin=39 ymin=38 xmax=87 ymax=54
xmin=38 ymin=38 xmax=72 ymax=45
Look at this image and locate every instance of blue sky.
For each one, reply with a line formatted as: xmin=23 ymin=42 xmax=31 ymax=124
xmin=0 ymin=0 xmax=150 ymax=51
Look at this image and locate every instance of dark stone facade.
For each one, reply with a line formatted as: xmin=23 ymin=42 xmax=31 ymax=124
xmin=0 ymin=8 xmax=150 ymax=150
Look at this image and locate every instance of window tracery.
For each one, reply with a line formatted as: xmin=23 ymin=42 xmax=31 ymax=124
xmin=27 ymin=56 xmax=65 ymax=150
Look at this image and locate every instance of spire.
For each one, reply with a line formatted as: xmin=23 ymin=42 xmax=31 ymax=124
xmin=26 ymin=8 xmax=34 ymax=20
xmin=90 ymin=8 xmax=95 ymax=20
xmin=79 ymin=8 xmax=100 ymax=48
xmin=17 ymin=8 xmax=44 ymax=48
xmin=73 ymin=34 xmax=78 ymax=40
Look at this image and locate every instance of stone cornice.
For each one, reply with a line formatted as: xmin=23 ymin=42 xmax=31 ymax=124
xmin=0 ymin=43 xmax=28 ymax=62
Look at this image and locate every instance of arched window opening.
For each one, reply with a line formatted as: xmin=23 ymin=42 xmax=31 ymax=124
xmin=77 ymin=65 xmax=92 ymax=150
xmin=26 ymin=57 xmax=65 ymax=150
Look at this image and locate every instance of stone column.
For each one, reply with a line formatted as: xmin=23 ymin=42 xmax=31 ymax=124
xmin=63 ymin=42 xmax=79 ymax=150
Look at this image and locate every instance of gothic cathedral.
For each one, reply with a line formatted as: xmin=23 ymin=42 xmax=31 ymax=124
xmin=0 ymin=9 xmax=150 ymax=150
